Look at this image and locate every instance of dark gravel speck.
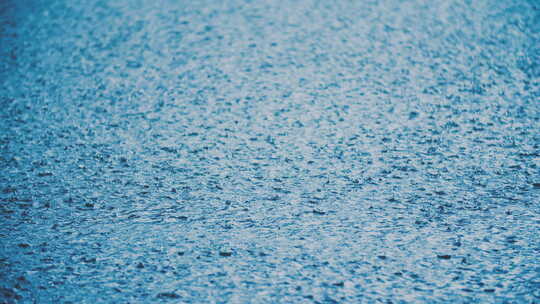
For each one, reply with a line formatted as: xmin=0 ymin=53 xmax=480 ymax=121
xmin=156 ymin=292 xmax=181 ymax=299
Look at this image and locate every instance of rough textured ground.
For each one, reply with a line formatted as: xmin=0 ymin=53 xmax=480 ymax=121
xmin=1 ymin=0 xmax=540 ymax=303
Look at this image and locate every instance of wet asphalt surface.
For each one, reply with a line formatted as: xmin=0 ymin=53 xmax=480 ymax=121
xmin=1 ymin=0 xmax=540 ymax=303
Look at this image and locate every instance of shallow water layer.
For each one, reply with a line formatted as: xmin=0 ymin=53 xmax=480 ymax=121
xmin=1 ymin=0 xmax=539 ymax=303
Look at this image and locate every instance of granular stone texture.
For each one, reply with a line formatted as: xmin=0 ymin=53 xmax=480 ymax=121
xmin=1 ymin=0 xmax=539 ymax=303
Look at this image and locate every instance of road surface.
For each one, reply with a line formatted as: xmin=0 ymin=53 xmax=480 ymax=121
xmin=1 ymin=0 xmax=539 ymax=303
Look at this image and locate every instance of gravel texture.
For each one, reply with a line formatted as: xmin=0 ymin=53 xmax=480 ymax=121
xmin=1 ymin=0 xmax=540 ymax=303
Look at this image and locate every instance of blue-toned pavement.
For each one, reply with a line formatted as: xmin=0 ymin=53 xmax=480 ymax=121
xmin=1 ymin=0 xmax=539 ymax=303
